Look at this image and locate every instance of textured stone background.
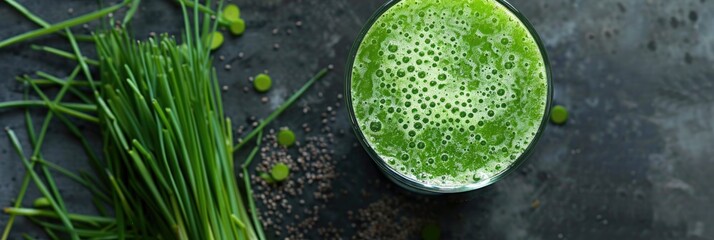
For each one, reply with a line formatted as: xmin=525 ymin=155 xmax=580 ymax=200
xmin=0 ymin=0 xmax=713 ymax=239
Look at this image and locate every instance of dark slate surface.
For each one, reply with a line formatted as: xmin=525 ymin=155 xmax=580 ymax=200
xmin=1 ymin=0 xmax=713 ymax=239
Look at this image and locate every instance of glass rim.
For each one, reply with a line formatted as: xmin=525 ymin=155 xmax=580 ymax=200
xmin=344 ymin=0 xmax=553 ymax=194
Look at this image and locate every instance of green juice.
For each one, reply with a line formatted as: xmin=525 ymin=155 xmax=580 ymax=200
xmin=349 ymin=0 xmax=549 ymax=188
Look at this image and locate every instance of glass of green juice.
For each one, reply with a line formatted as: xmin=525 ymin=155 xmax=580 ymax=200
xmin=346 ymin=0 xmax=552 ymax=194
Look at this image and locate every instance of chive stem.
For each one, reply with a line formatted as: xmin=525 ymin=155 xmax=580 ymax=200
xmin=0 ymin=101 xmax=96 ymax=112
xmin=0 ymin=0 xmax=129 ymax=48
xmin=5 ymin=0 xmax=95 ymax=42
xmin=4 ymin=208 xmax=115 ymax=224
xmin=30 ymin=45 xmax=99 ymax=66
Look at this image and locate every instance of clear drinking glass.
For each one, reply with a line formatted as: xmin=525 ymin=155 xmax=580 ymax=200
xmin=345 ymin=0 xmax=553 ymax=194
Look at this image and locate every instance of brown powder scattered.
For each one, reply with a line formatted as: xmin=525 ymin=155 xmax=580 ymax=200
xmin=349 ymin=195 xmax=429 ymax=240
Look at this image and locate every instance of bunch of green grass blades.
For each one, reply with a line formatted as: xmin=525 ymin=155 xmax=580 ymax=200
xmin=0 ymin=0 xmax=327 ymax=239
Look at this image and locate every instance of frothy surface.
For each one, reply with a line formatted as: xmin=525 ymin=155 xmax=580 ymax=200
xmin=351 ymin=0 xmax=548 ymax=187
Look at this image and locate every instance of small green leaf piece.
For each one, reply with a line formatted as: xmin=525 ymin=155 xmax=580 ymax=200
xmin=229 ymin=19 xmax=246 ymax=36
xmin=33 ymin=197 xmax=51 ymax=208
xmin=259 ymin=172 xmax=275 ymax=183
xmin=208 ymin=31 xmax=224 ymax=50
xmin=270 ymin=163 xmax=290 ymax=182
xmin=222 ymin=4 xmax=241 ymax=22
xmin=254 ymin=73 xmax=272 ymax=93
xmin=550 ymin=105 xmax=568 ymax=125
xmin=277 ymin=129 xmax=295 ymax=147
xmin=421 ymin=223 xmax=441 ymax=240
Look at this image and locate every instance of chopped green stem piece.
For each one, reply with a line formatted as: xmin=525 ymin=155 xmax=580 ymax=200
xmin=33 ymin=198 xmax=51 ymax=208
xmin=234 ymin=68 xmax=329 ymax=151
xmin=207 ymin=31 xmax=224 ymax=50
xmin=30 ymin=45 xmax=99 ymax=66
xmin=222 ymin=4 xmax=241 ymax=22
xmin=0 ymin=0 xmax=129 ymax=48
xmin=259 ymin=172 xmax=275 ymax=183
xmin=550 ymin=105 xmax=568 ymax=125
xmin=229 ymin=19 xmax=246 ymax=36
xmin=277 ymin=128 xmax=296 ymax=147
xmin=270 ymin=163 xmax=290 ymax=182
xmin=254 ymin=73 xmax=272 ymax=93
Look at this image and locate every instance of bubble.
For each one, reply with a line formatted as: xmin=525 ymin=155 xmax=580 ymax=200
xmin=418 ymin=72 xmax=427 ymax=78
xmin=417 ymin=142 xmax=426 ymax=149
xmin=408 ymin=130 xmax=416 ymax=137
xmin=397 ymin=70 xmax=406 ymax=77
xmin=402 ymin=57 xmax=410 ymax=63
xmin=427 ymin=158 xmax=435 ymax=164
xmin=369 ymin=122 xmax=382 ymax=132
xmin=407 ymin=66 xmax=415 ymax=72
xmin=504 ymin=62 xmax=514 ymax=69
xmin=441 ymin=154 xmax=449 ymax=161
xmin=408 ymin=142 xmax=416 ymax=148
xmin=497 ymin=89 xmax=506 ymax=96
xmin=488 ymin=110 xmax=495 ymax=117
xmin=438 ymin=74 xmax=447 ymax=80
xmin=376 ymin=70 xmax=384 ymax=77
xmin=501 ymin=38 xmax=509 ymax=45
xmin=414 ymin=122 xmax=423 ymax=129
xmin=387 ymin=44 xmax=399 ymax=52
